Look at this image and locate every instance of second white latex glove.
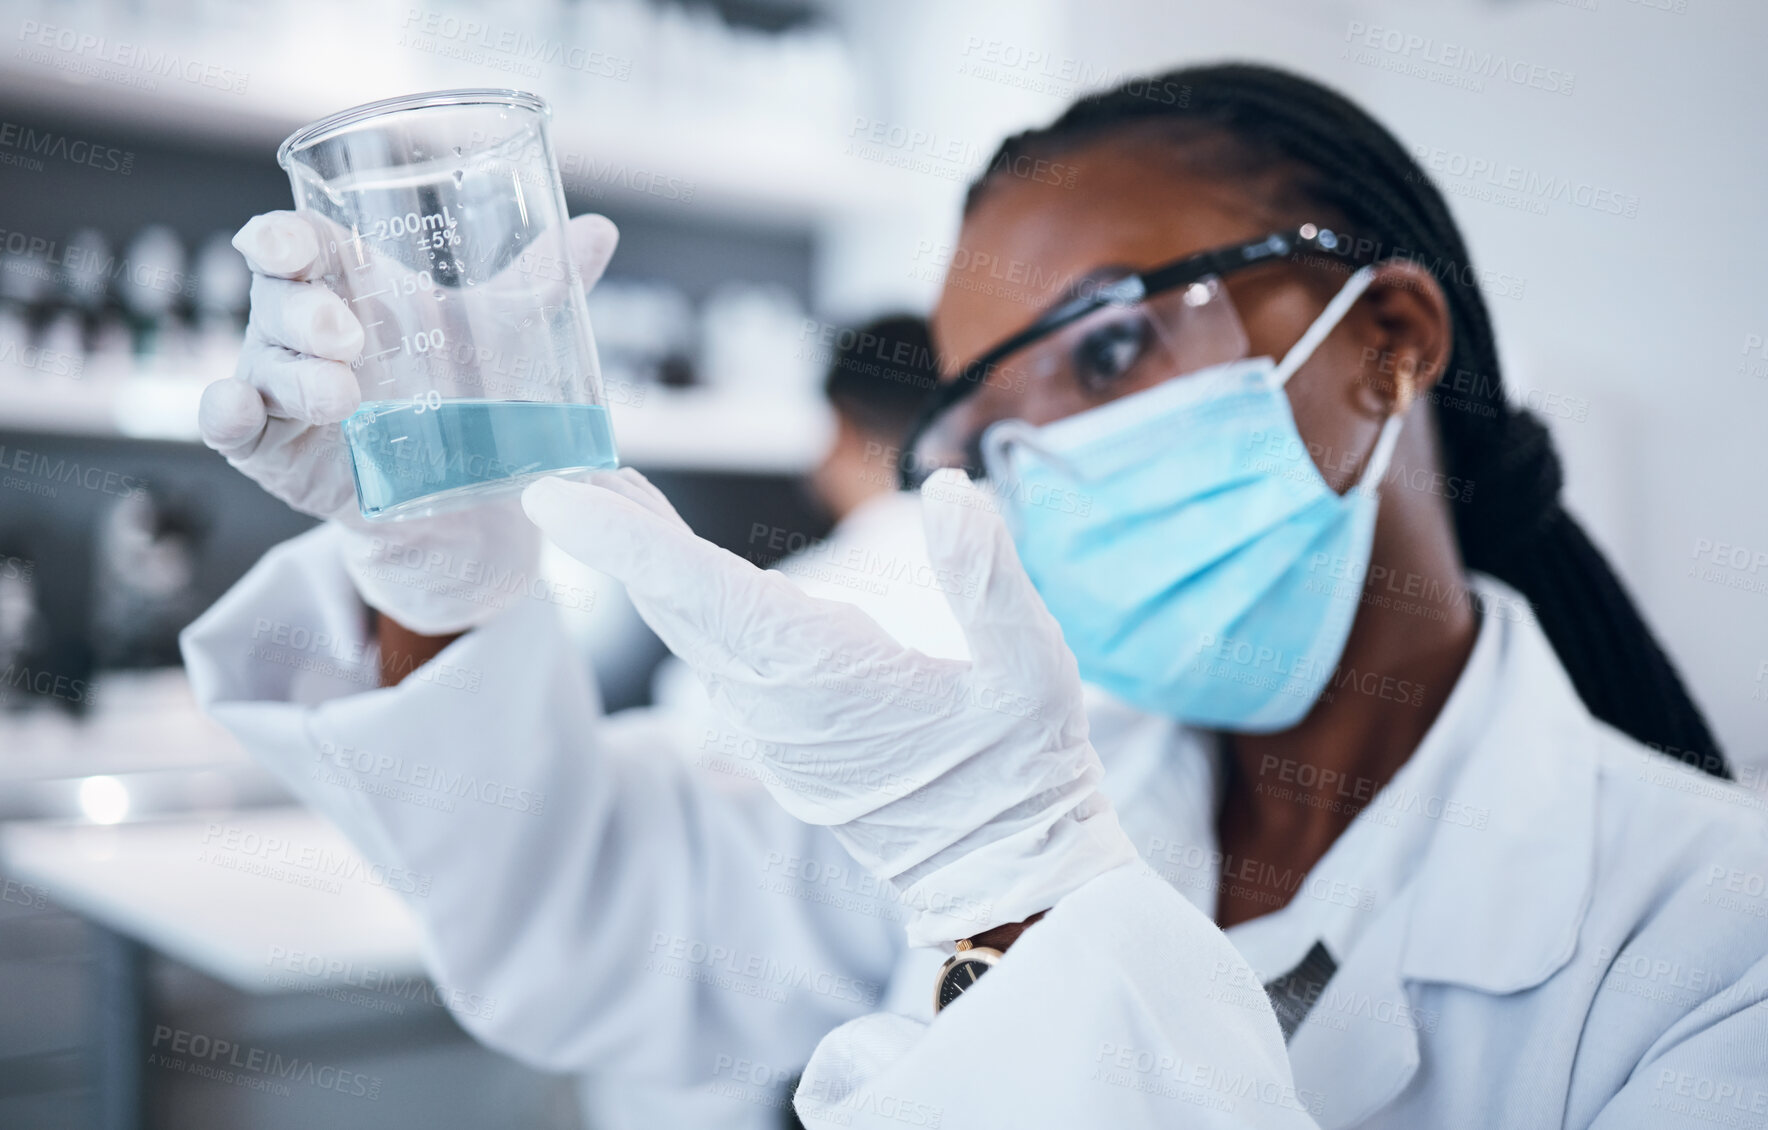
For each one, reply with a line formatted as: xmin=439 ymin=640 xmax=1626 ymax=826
xmin=199 ymin=210 xmax=620 ymax=635
xmin=522 ymin=467 xmax=1138 ymax=946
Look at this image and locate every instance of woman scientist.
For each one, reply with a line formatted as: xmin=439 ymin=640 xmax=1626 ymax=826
xmin=184 ymin=64 xmax=1767 ymax=1128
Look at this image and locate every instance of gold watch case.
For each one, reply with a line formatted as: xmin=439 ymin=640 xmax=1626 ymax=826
xmin=933 ymin=940 xmax=1005 ymax=1013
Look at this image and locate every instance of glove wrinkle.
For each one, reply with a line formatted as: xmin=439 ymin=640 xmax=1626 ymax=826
xmin=523 ymin=467 xmax=1139 ymax=946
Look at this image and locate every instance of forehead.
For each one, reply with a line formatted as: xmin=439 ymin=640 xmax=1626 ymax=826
xmin=930 ymin=135 xmax=1290 ymax=371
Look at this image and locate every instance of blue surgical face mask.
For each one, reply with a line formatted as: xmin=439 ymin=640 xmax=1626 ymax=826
xmin=980 ymin=266 xmax=1401 ymax=732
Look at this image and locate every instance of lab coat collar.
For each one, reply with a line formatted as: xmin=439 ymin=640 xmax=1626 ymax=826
xmin=1290 ymin=578 xmax=1599 ymax=1128
xmin=1286 ymin=890 xmax=1420 ymax=1129
xmin=1097 ymin=577 xmax=1600 ymax=1126
xmin=1396 ymin=578 xmax=1598 ymax=994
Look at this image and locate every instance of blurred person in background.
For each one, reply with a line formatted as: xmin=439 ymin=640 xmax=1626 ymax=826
xmin=812 ymin=316 xmax=933 ymax=524
xmin=184 ymin=63 xmax=1764 ymax=1129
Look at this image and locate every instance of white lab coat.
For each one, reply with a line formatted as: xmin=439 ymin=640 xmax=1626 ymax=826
xmin=181 ymin=523 xmax=1768 ymax=1129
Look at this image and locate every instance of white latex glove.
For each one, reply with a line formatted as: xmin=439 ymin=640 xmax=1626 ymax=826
xmin=522 ymin=467 xmax=1138 ymax=946
xmin=199 ymin=210 xmax=620 ymax=635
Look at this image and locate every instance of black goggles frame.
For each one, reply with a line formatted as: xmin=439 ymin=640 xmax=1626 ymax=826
xmin=895 ymin=224 xmax=1376 ymax=489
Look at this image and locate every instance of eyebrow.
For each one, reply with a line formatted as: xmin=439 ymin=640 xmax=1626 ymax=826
xmin=1056 ymin=264 xmax=1137 ymax=310
xmin=940 ymin=263 xmax=1139 ymax=377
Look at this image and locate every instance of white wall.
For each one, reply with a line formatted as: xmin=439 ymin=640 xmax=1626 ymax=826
xmin=829 ymin=0 xmax=1768 ymax=775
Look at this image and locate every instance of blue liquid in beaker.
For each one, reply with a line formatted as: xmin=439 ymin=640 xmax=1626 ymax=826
xmin=343 ymin=399 xmax=619 ymax=520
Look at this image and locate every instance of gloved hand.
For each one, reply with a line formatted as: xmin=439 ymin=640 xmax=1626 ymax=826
xmin=522 ymin=467 xmax=1138 ymax=946
xmin=198 ymin=210 xmax=620 ymax=635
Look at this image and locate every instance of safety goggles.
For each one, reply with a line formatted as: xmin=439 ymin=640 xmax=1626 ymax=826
xmin=897 ymin=224 xmax=1372 ymax=489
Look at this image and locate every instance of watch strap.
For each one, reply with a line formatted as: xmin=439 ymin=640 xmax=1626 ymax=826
xmin=963 ymin=910 xmax=1047 ymax=953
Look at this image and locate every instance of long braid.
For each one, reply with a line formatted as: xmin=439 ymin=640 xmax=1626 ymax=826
xmin=968 ymin=63 xmax=1726 ymax=777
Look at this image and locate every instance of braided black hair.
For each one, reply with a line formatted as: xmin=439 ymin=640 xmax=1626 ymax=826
xmin=966 ymin=62 xmax=1726 ymax=777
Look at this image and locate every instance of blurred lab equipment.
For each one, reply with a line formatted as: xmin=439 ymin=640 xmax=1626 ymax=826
xmin=584 ymin=277 xmax=697 ymax=389
xmin=191 ymin=230 xmax=251 ymax=374
xmin=116 ymin=226 xmax=185 ymax=325
xmin=696 ymin=281 xmax=822 ymax=397
xmin=279 ymin=89 xmax=617 ymax=520
xmin=0 ymin=538 xmax=45 ymax=698
xmin=89 ymin=487 xmax=207 ymax=669
xmin=61 ymin=228 xmax=112 ymax=315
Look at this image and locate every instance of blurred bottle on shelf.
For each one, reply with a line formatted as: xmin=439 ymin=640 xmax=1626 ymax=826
xmin=585 ymin=277 xmax=697 ymax=391
xmin=119 ymin=225 xmax=189 ymax=369
xmin=0 ymin=277 xmax=30 ymax=379
xmin=0 ymin=222 xmax=244 ymax=436
xmin=697 ymin=280 xmax=821 ymax=398
xmin=1 ymin=241 xmax=78 ymax=384
xmin=64 ymin=228 xmax=114 ymax=381
xmin=0 ymin=545 xmax=44 ymax=690
xmin=37 ymin=309 xmax=84 ymax=378
xmin=89 ymin=487 xmax=204 ymax=669
xmin=0 ymin=244 xmax=52 ymax=306
xmin=581 ymin=275 xmax=823 ymax=404
xmin=62 ymin=228 xmax=111 ymax=314
xmin=192 ymin=230 xmax=250 ymax=375
xmin=586 ymin=0 xmax=857 ymax=140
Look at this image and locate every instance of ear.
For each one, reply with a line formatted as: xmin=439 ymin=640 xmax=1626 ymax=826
xmin=1352 ymin=259 xmax=1454 ymax=417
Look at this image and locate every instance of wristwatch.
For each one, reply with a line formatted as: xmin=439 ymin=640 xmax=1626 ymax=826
xmin=932 ymin=912 xmax=1045 ymax=1013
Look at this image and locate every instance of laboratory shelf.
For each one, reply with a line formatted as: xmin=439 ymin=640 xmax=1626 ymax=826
xmin=611 ymin=385 xmax=834 ymax=473
xmin=0 ymin=0 xmax=926 ymax=227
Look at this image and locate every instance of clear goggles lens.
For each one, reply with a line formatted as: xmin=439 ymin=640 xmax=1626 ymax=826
xmin=906 ymin=275 xmax=1250 ymax=486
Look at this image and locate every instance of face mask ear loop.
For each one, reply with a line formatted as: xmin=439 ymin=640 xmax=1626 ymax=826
xmin=1352 ymin=411 xmax=1406 ymax=501
xmin=1272 ymin=265 xmax=1380 ymax=389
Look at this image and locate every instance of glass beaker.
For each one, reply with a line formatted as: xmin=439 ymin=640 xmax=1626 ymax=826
xmin=278 ymin=89 xmax=618 ymax=521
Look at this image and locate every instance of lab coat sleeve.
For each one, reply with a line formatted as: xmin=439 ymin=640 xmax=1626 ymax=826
xmin=1586 ymin=950 xmax=1768 ymax=1130
xmin=794 ymin=862 xmax=1325 ymax=1129
xmin=180 ymin=525 xmax=903 ymax=1084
